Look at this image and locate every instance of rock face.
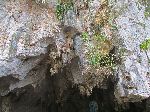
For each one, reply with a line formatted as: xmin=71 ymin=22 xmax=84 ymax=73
xmin=0 ymin=0 xmax=59 ymax=96
xmin=114 ymin=0 xmax=150 ymax=103
xmin=0 ymin=0 xmax=150 ymax=112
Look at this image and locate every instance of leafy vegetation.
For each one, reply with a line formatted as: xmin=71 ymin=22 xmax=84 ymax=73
xmin=139 ymin=39 xmax=150 ymax=66
xmin=82 ymin=33 xmax=116 ymax=68
xmin=144 ymin=12 xmax=150 ymax=18
xmin=94 ymin=33 xmax=106 ymax=42
xmin=88 ymin=48 xmax=115 ymax=68
xmin=140 ymin=38 xmax=150 ymax=50
xmin=81 ymin=32 xmax=89 ymax=42
xmin=79 ymin=0 xmax=118 ymax=69
xmin=55 ymin=1 xmax=74 ymax=20
xmin=89 ymin=52 xmax=101 ymax=66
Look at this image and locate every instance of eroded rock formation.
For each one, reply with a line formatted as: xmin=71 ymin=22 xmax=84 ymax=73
xmin=0 ymin=0 xmax=150 ymax=112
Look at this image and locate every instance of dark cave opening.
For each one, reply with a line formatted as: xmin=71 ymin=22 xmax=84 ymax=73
xmin=0 ymin=71 xmax=147 ymax=112
xmin=47 ymin=73 xmax=147 ymax=112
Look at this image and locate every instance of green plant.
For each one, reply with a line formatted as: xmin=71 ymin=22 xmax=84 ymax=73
xmin=94 ymin=33 xmax=106 ymax=42
xmin=81 ymin=32 xmax=89 ymax=42
xmin=144 ymin=10 xmax=150 ymax=18
xmin=81 ymin=32 xmax=115 ymax=68
xmin=89 ymin=53 xmax=115 ymax=67
xmin=80 ymin=0 xmax=118 ymax=69
xmin=89 ymin=51 xmax=101 ymax=66
xmin=140 ymin=38 xmax=150 ymax=50
xmin=139 ymin=39 xmax=150 ymax=65
xmin=55 ymin=2 xmax=74 ymax=20
xmin=56 ymin=4 xmax=65 ymax=20
xmin=87 ymin=45 xmax=115 ymax=68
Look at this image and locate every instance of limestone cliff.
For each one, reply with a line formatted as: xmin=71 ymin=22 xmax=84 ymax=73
xmin=0 ymin=0 xmax=150 ymax=112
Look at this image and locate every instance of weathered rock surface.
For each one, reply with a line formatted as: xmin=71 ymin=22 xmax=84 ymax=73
xmin=114 ymin=0 xmax=150 ymax=103
xmin=0 ymin=0 xmax=59 ymax=96
xmin=0 ymin=0 xmax=150 ymax=112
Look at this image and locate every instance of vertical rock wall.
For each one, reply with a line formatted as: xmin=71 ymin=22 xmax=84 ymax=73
xmin=0 ymin=0 xmax=150 ymax=112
